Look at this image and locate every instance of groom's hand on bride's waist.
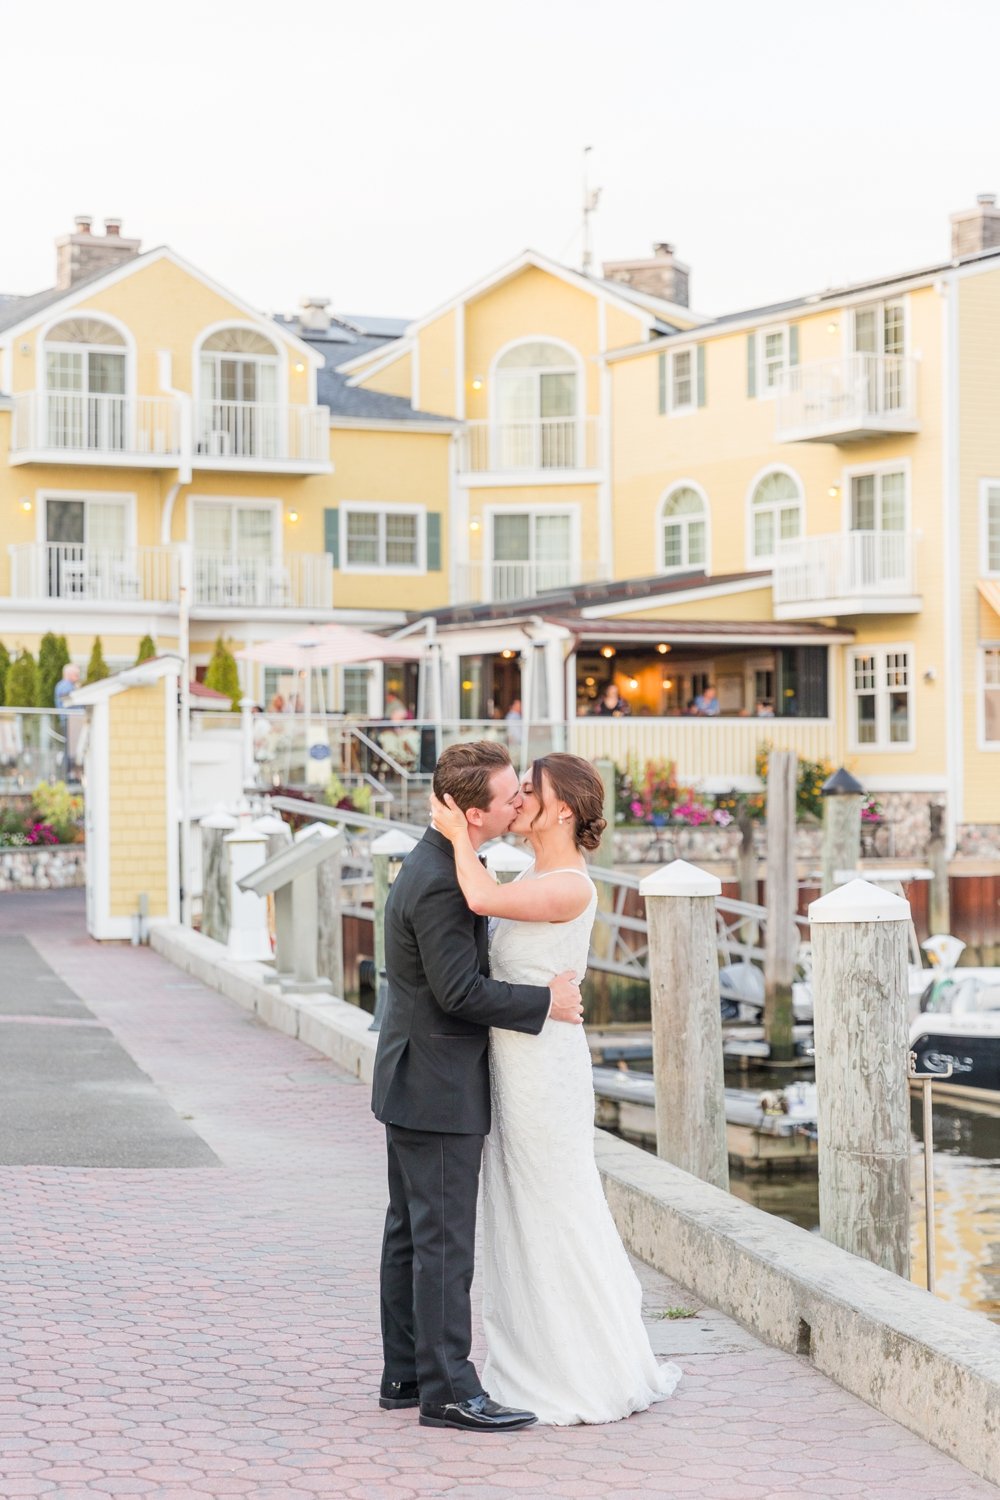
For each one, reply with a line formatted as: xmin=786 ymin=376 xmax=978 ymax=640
xmin=548 ymin=971 xmax=584 ymax=1025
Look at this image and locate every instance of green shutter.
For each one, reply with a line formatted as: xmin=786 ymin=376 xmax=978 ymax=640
xmin=426 ymin=511 xmax=441 ymax=571
xmin=323 ymin=507 xmax=340 ymax=568
xmin=788 ymin=324 xmax=799 ymax=367
xmin=696 ymin=345 xmax=706 ymax=407
xmin=746 ymin=334 xmax=757 ymax=398
xmin=657 ymin=352 xmax=667 ymax=414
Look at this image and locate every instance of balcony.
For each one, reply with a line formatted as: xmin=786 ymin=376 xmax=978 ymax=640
xmin=8 ymin=543 xmax=180 ymax=604
xmin=191 ymin=551 xmax=333 ymax=612
xmin=774 ymin=354 xmax=919 ymax=443
xmin=10 ymin=392 xmax=182 ymax=466
xmin=457 ymin=417 xmax=600 ymax=479
xmin=194 ymin=400 xmax=330 ymax=472
xmin=454 ymin=559 xmax=610 ymax=605
xmin=772 ymin=531 xmax=920 ymax=619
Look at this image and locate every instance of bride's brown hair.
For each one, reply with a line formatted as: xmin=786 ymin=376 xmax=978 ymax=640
xmin=529 ymin=753 xmax=607 ymax=852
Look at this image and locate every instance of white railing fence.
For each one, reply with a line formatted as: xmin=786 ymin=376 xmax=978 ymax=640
xmin=773 ymin=530 xmax=917 ymax=607
xmin=570 ymin=715 xmax=836 ymax=784
xmin=775 ymin=354 xmax=918 ymax=440
xmin=458 ymin=416 xmax=599 ymax=474
xmin=195 ymin=400 xmax=328 ymax=464
xmin=8 ymin=542 xmax=181 ymax=603
xmin=192 ymin=551 xmax=333 ymax=609
xmin=11 ymin=392 xmax=182 ymax=458
xmin=453 ymin=559 xmax=610 ymax=604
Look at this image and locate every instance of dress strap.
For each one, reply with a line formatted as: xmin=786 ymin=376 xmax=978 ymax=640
xmin=532 ymin=867 xmax=594 ymax=883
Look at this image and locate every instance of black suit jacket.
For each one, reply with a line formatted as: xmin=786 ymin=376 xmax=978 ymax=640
xmin=371 ymin=828 xmax=550 ymax=1135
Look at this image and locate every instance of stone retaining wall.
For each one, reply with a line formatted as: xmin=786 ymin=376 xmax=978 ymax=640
xmin=0 ymin=845 xmax=86 ymax=892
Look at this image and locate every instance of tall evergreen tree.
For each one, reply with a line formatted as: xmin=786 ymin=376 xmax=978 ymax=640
xmin=204 ymin=635 xmax=242 ymax=710
xmin=135 ymin=634 xmax=156 ymax=664
xmin=0 ymin=642 xmax=10 ymax=707
xmin=5 ymin=650 xmax=39 ymax=708
xmin=85 ymin=637 xmax=110 ymax=685
xmin=37 ymin=632 xmax=70 ymax=708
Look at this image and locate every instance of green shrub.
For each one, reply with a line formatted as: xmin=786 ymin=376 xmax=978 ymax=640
xmin=5 ymin=650 xmax=38 ymax=708
xmin=37 ymin=632 xmax=70 ymax=709
xmin=204 ymin=636 xmax=242 ymax=710
xmin=86 ymin=637 xmax=110 ymax=685
xmin=0 ymin=641 xmax=11 ymax=706
xmin=135 ymin=634 xmax=156 ymax=664
xmin=30 ymin=781 xmax=83 ymax=844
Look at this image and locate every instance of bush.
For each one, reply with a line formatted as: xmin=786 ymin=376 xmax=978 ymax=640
xmin=30 ymin=781 xmax=83 ymax=844
xmin=5 ymin=650 xmax=38 ymax=708
xmin=135 ymin=634 xmax=156 ymax=664
xmin=0 ymin=641 xmax=11 ymax=706
xmin=204 ymin=636 xmax=242 ymax=710
xmin=86 ymin=637 xmax=110 ymax=685
xmin=323 ymin=774 xmax=373 ymax=816
xmin=755 ymin=744 xmax=835 ymax=822
xmin=38 ymin=632 xmax=70 ymax=709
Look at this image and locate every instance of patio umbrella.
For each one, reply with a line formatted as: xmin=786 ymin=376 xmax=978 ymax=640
xmin=236 ymin=625 xmax=423 ymax=719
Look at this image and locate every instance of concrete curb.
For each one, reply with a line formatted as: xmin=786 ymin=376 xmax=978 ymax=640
xmin=150 ymin=922 xmax=1000 ymax=1487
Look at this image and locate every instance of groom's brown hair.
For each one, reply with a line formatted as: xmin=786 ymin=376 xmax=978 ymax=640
xmin=433 ymin=740 xmax=513 ymax=812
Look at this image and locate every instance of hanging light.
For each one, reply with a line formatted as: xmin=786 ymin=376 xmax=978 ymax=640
xmin=656 ymin=642 xmax=670 ymax=654
xmin=600 ymin=645 xmax=615 ymax=659
xmin=628 ymin=678 xmax=639 ymax=691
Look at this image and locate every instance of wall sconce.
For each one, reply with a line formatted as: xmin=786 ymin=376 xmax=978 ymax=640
xmin=627 ymin=677 xmax=639 ymax=691
xmin=600 ymin=645 xmax=615 ymax=659
xmin=584 ymin=676 xmax=595 ymax=687
xmin=471 ymin=375 xmax=484 ymax=391
xmin=662 ymin=678 xmax=673 ymax=690
xmin=923 ymin=666 xmax=937 ymax=683
xmin=20 ymin=498 xmax=32 ymax=512
xmin=656 ymin=642 xmax=670 ymax=654
xmin=501 ymin=648 xmax=515 ymax=659
xmin=294 ymin=361 xmax=305 ymax=373
xmin=827 ymin=485 xmax=839 ymax=498
xmin=287 ymin=508 xmax=299 ymax=523
xmin=827 ymin=321 xmax=838 ymax=334
xmin=469 ymin=518 xmax=480 ymax=532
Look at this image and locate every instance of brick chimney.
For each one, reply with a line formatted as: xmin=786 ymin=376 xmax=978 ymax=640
xmin=55 ymin=216 xmax=142 ymax=290
xmin=950 ymin=194 xmax=1000 ymax=260
xmin=602 ymin=242 xmax=690 ymax=307
xmin=299 ymin=295 xmax=332 ymax=334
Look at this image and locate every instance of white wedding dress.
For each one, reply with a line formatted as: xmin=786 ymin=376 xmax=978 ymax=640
xmin=481 ymin=865 xmax=682 ymax=1425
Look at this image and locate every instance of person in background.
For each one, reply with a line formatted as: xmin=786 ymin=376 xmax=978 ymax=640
xmin=594 ymin=682 xmax=630 ymax=718
xmin=504 ymin=697 xmax=523 ymax=751
xmin=755 ymin=699 xmax=774 ymax=718
xmin=55 ymin=663 xmax=81 ymax=779
xmin=694 ymin=684 xmax=720 ymax=716
xmin=268 ymin=693 xmax=285 ymax=714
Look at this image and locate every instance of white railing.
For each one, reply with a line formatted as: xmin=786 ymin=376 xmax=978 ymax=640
xmin=192 ymin=551 xmax=333 ymax=610
xmin=8 ymin=543 xmax=180 ymax=603
xmin=569 ymin=715 xmax=836 ymax=784
xmin=773 ymin=531 xmax=918 ymax=610
xmin=454 ymin=559 xmax=610 ymax=604
xmin=10 ymin=392 xmax=182 ymax=459
xmin=195 ymin=400 xmax=329 ymax=465
xmin=457 ymin=416 xmax=599 ymax=474
xmin=775 ymin=354 xmax=918 ymax=442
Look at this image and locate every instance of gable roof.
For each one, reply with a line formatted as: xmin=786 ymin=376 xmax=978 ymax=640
xmin=272 ymin=319 xmax=454 ymax=424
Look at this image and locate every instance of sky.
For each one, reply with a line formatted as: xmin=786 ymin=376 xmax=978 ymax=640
xmin=5 ymin=0 xmax=1000 ymax=322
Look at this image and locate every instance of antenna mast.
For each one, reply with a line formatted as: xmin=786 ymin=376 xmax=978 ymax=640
xmin=581 ymin=145 xmax=601 ymax=275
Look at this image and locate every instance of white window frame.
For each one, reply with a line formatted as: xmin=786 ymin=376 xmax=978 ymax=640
xmin=847 ymin=298 xmax=908 ymax=359
xmin=980 ymin=479 xmax=1000 ymax=576
xmin=36 ymin=310 xmax=137 ymax=404
xmin=978 ymin=643 xmax=1000 ymax=751
xmin=755 ymin=324 xmax=790 ymax=399
xmin=841 ymin=457 xmax=911 ymax=533
xmin=744 ymin=464 xmax=804 ymax=568
xmin=656 ymin=480 xmax=711 ymax=576
xmin=187 ymin=494 xmax=283 ymax=555
xmin=484 ymin=502 xmax=580 ymax=581
xmin=37 ymin=488 xmax=138 ymax=549
xmin=847 ymin=643 xmax=915 ymax=753
xmin=340 ymin=502 xmax=426 ymax=574
xmin=667 ymin=346 xmax=695 ymax=416
xmin=193 ymin=321 xmax=288 ymax=412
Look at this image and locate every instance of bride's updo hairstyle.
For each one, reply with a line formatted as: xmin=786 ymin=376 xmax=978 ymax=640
xmin=530 ymin=753 xmax=607 ymax=852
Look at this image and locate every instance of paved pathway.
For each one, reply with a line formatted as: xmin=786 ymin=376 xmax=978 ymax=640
xmin=0 ymin=890 xmax=994 ymax=1499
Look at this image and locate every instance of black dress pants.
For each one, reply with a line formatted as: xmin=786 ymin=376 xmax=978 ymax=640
xmin=380 ymin=1123 xmax=485 ymax=1406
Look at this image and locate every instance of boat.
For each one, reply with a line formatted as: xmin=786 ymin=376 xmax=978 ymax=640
xmin=909 ymin=946 xmax=1000 ymax=1103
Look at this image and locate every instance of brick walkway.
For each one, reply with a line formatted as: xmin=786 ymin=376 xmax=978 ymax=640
xmin=0 ymin=891 xmax=994 ymax=1500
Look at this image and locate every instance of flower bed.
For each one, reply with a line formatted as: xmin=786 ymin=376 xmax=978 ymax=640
xmin=0 ymin=781 xmax=83 ymax=849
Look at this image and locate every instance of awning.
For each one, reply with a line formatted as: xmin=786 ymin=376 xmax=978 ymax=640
xmin=977 ymin=578 xmax=1000 ymax=625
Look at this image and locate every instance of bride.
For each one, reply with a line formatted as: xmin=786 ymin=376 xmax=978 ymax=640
xmin=430 ymin=752 xmax=681 ymax=1426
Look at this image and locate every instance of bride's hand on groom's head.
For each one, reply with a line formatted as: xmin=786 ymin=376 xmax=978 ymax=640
xmin=429 ymin=791 xmax=468 ymax=842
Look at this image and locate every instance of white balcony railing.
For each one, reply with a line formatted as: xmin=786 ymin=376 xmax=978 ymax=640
xmin=192 ymin=551 xmax=333 ymax=610
xmin=454 ymin=559 xmax=610 ymax=605
xmin=571 ymin=714 xmax=836 ymax=784
xmin=457 ymin=417 xmax=599 ymax=475
xmin=772 ymin=530 xmax=919 ymax=617
xmin=8 ymin=543 xmax=180 ymax=603
xmin=10 ymin=392 xmax=182 ymax=461
xmin=195 ymin=400 xmax=329 ymax=466
xmin=774 ymin=354 xmax=919 ymax=443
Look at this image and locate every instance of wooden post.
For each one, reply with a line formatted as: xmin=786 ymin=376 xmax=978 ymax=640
xmin=809 ymin=878 xmax=911 ymax=1277
xmin=639 ymin=859 xmax=729 ymax=1190
xmin=317 ymin=842 xmax=345 ymax=998
xmin=736 ymin=803 xmax=758 ymax=949
xmin=370 ymin=829 xmax=417 ymax=1030
xmin=589 ymin=758 xmax=617 ymax=1028
xmin=927 ymin=801 xmax=951 ymax=937
xmin=764 ymin=749 xmax=797 ymax=1062
xmin=820 ymin=767 xmax=864 ymax=896
xmin=199 ymin=808 xmax=236 ymax=942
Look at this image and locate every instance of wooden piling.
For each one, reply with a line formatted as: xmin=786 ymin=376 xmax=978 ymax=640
xmin=927 ymin=801 xmax=951 ymax=937
xmin=639 ymin=859 xmax=729 ymax=1190
xmin=820 ymin=767 xmax=863 ymax=895
xmin=764 ymin=749 xmax=797 ymax=1062
xmin=809 ymin=878 xmax=911 ymax=1277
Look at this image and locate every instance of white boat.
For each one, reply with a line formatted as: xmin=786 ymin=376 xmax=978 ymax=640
xmin=909 ymin=936 xmax=1000 ymax=1103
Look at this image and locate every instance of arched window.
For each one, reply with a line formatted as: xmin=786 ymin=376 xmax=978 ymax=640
xmin=198 ymin=326 xmax=281 ymax=458
xmin=493 ymin=340 xmax=579 ymax=468
xmin=44 ymin=317 xmax=128 ymax=450
xmin=749 ymin=470 xmax=802 ymax=564
xmin=660 ymin=485 xmax=708 ymax=573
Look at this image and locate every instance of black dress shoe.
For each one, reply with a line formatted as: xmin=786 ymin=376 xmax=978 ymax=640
xmin=419 ymin=1393 xmax=538 ymax=1431
xmin=379 ymin=1377 xmax=420 ymax=1410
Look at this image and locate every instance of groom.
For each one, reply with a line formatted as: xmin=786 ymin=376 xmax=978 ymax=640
xmin=372 ymin=740 xmax=584 ymax=1432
